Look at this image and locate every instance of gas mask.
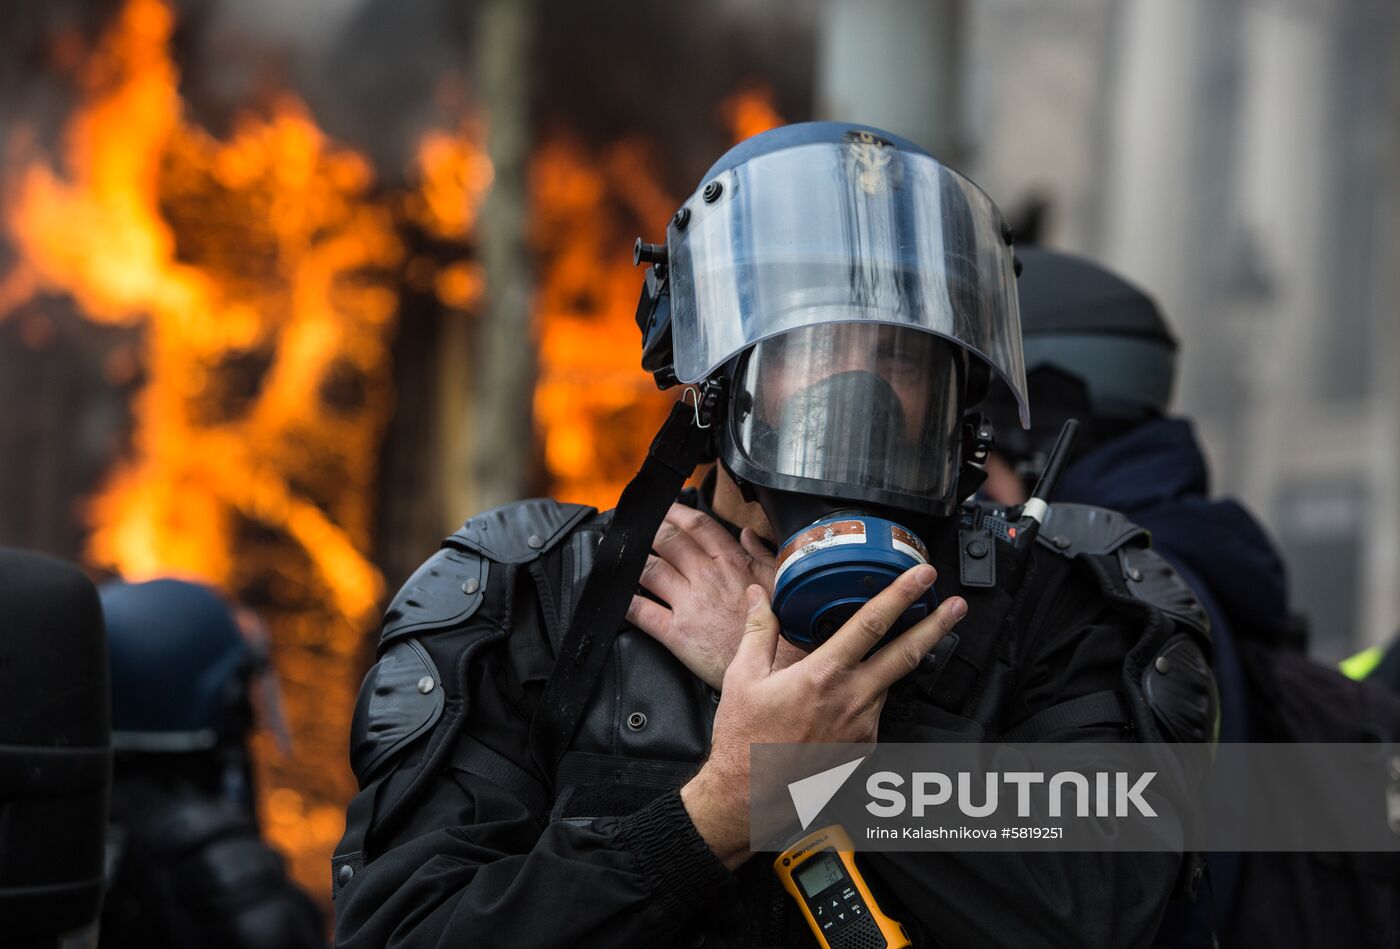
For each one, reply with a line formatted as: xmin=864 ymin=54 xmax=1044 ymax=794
xmin=719 ymin=323 xmax=971 ymax=650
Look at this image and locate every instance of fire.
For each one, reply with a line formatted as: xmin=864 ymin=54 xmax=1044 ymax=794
xmin=720 ymin=83 xmax=786 ymax=144
xmin=532 ymin=87 xmax=784 ymax=510
xmin=401 ymin=119 xmax=492 ymax=310
xmin=0 ymin=0 xmax=402 ymax=894
xmin=0 ymin=0 xmax=781 ymax=901
xmin=531 ymin=135 xmax=677 ymax=507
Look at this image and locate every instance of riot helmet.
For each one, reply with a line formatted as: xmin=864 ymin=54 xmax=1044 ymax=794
xmin=980 ymin=248 xmax=1176 ymax=487
xmin=98 ymin=578 xmax=269 ymax=815
xmin=633 ymin=122 xmax=1027 ymax=649
xmin=101 ymin=578 xmax=255 ymax=754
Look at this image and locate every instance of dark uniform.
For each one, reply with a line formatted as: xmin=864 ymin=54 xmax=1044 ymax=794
xmin=101 ymin=774 xmax=326 ymax=949
xmin=97 ymin=579 xmax=326 ymax=949
xmin=334 ymin=122 xmax=1217 ymax=948
xmin=333 ymin=485 xmax=1215 ymax=947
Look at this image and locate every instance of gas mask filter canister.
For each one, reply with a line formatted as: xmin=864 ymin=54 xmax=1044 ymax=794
xmin=771 ymin=511 xmax=938 ymax=653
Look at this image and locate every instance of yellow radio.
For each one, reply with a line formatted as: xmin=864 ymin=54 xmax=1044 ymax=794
xmin=774 ymin=824 xmax=910 ymax=949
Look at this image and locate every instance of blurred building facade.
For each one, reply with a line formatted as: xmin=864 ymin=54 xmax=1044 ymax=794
xmin=965 ymin=0 xmax=1400 ymax=660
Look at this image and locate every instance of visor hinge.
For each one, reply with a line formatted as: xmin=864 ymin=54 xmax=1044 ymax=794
xmin=682 ymin=379 xmax=725 ymax=429
xmin=965 ymin=413 xmax=995 ymax=466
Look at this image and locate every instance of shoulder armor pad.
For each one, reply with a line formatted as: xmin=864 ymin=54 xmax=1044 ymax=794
xmin=1122 ymin=545 xmax=1211 ymax=642
xmin=1036 ymin=502 xmax=1149 ymax=557
xmin=447 ymin=498 xmax=596 ymax=564
xmin=382 ymin=545 xmax=489 ymax=643
xmin=350 ymin=638 xmax=445 ymax=785
xmin=1143 ymin=632 xmax=1218 ymax=743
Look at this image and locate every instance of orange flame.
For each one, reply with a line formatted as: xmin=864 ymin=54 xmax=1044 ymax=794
xmin=0 ymin=0 xmax=404 ymax=893
xmin=0 ymin=0 xmax=781 ymax=898
xmin=531 ymin=135 xmax=677 ymax=507
xmin=402 ymin=119 xmax=492 ymax=310
xmin=532 ymin=87 xmax=783 ymax=510
xmin=720 ymin=83 xmax=785 ymax=143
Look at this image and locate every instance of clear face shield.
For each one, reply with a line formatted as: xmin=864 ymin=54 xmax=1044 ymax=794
xmin=666 ymin=135 xmax=1028 ymax=431
xmin=729 ymin=322 xmax=965 ymax=513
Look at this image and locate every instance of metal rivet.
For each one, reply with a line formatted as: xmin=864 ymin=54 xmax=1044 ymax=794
xmin=1154 ymin=656 xmax=1172 ymax=675
xmin=418 ymin=676 xmax=435 ymax=694
xmin=672 ymin=206 xmax=690 ymax=230
xmin=965 ymin=540 xmax=989 ymax=560
xmin=626 ymin=711 xmax=648 ymax=731
xmin=702 ymin=180 xmax=723 ymax=203
xmin=1127 ymin=567 xmax=1144 ymax=582
xmin=709 ymin=688 xmax=721 ymax=704
xmin=527 ymin=534 xmax=544 ymax=549
xmin=338 ymin=864 xmax=354 ymax=886
xmin=462 ymin=578 xmax=480 ymax=595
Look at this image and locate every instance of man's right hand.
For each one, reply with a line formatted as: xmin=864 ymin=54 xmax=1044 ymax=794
xmin=680 ymin=564 xmax=967 ymax=869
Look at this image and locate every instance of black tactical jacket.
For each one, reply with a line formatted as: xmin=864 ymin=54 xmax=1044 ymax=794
xmin=332 ymin=490 xmax=1216 ymax=948
xmin=101 ymin=772 xmax=327 ymax=949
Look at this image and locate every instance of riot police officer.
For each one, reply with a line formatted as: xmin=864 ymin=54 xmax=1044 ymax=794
xmin=333 ymin=124 xmax=1217 ymax=947
xmin=98 ymin=578 xmax=325 ymax=949
xmin=975 ymin=249 xmax=1322 ymax=946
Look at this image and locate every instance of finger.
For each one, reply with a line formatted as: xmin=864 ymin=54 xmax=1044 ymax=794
xmin=626 ymin=594 xmax=675 ymax=642
xmin=860 ymin=595 xmax=968 ymax=692
xmin=739 ymin=528 xmax=778 ymax=587
xmin=664 ymin=504 xmax=741 ymax=560
xmin=652 ymin=513 xmax=710 ymax=574
xmin=638 ymin=553 xmax=687 ymax=600
xmin=730 ymin=584 xmax=780 ymax=678
xmin=813 ymin=564 xmax=938 ymax=669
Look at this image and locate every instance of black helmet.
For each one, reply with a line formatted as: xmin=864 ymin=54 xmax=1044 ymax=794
xmin=982 ymin=248 xmax=1177 ymax=471
xmin=634 ymin=121 xmax=1025 ymax=522
xmin=100 ymin=579 xmax=254 ymax=753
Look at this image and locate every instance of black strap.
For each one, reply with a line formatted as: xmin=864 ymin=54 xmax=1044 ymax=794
xmin=530 ymin=400 xmax=710 ymax=779
xmin=449 ymin=735 xmax=551 ymax=817
xmin=998 ymin=690 xmax=1129 ymax=743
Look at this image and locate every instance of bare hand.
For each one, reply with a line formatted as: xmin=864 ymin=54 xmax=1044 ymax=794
xmin=681 ymin=565 xmax=967 ymax=867
xmin=626 ymin=504 xmax=804 ymax=689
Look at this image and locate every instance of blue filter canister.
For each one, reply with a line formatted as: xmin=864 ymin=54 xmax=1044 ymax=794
xmin=771 ymin=513 xmax=938 ymax=653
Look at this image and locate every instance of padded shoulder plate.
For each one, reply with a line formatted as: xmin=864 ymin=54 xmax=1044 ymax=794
xmin=1143 ymin=633 xmax=1218 ymax=743
xmin=1037 ymin=502 xmax=1149 ymax=558
xmin=350 ymin=638 xmax=445 ymax=786
xmin=382 ymin=545 xmax=489 ymax=644
xmin=447 ymin=498 xmax=596 ymax=564
xmin=1122 ymin=545 xmax=1211 ymax=642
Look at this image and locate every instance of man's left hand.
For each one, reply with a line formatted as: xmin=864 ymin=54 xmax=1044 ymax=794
xmin=625 ymin=504 xmax=804 ymax=690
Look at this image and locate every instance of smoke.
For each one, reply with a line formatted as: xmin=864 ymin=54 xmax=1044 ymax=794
xmin=167 ymin=0 xmax=815 ymax=188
